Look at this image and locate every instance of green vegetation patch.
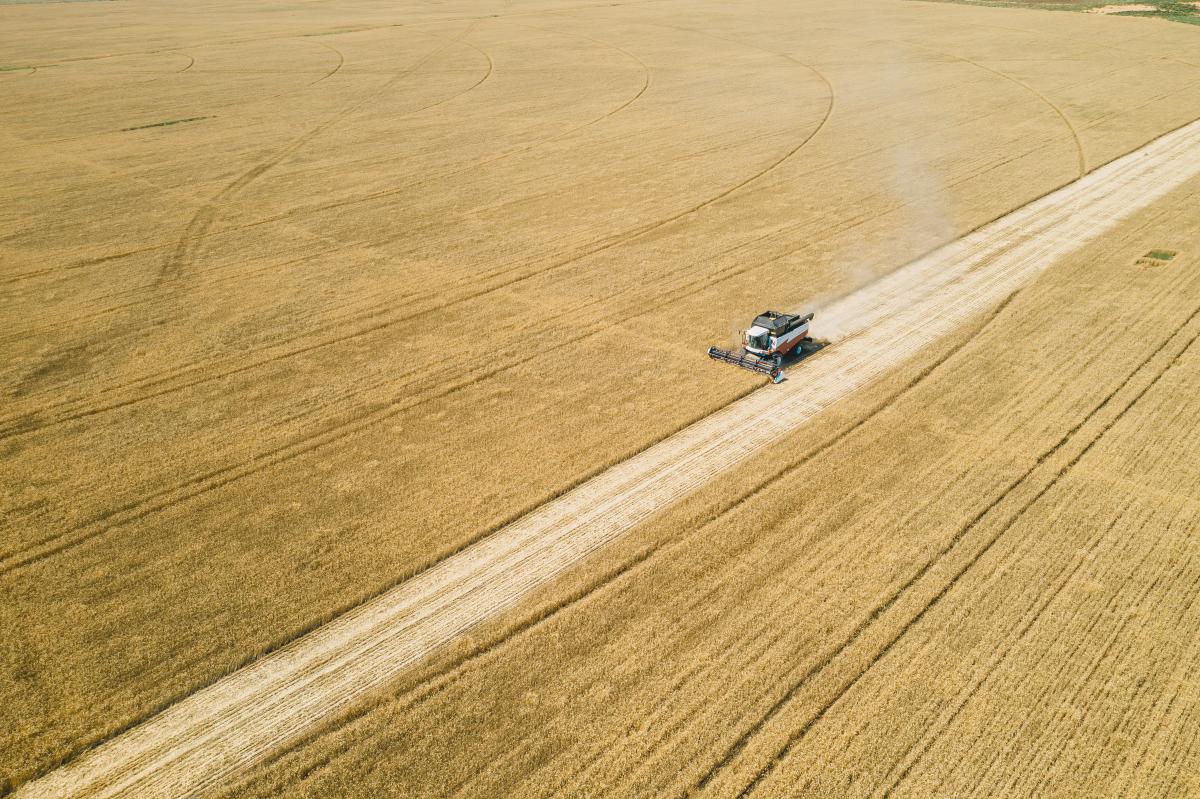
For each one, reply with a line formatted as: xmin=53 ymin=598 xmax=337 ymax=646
xmin=121 ymin=116 xmax=209 ymax=132
xmin=1137 ymin=249 xmax=1180 ymax=266
xmin=916 ymin=0 xmax=1200 ymax=25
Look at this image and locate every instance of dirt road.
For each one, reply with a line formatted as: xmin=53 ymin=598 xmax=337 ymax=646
xmin=18 ymin=117 xmax=1200 ymax=799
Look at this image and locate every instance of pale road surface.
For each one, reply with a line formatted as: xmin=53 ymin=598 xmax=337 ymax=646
xmin=18 ymin=117 xmax=1200 ymax=799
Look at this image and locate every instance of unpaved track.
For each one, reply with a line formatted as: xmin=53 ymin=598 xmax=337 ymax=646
xmin=18 ymin=118 xmax=1200 ymax=799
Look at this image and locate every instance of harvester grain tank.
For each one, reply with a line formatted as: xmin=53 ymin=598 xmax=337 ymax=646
xmin=707 ymin=310 xmax=815 ymax=383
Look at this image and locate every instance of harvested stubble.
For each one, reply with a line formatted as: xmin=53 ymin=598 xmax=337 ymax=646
xmin=3 ymin=0 xmax=1200 ymax=793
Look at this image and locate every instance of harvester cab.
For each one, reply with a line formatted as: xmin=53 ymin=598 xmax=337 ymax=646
xmin=708 ymin=310 xmax=815 ymax=383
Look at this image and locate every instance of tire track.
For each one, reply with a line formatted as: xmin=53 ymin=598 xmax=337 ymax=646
xmin=308 ymin=41 xmax=343 ymax=85
xmin=14 ymin=112 xmax=1200 ymax=799
xmin=688 ymin=283 xmax=1177 ymax=793
xmin=301 ymin=19 xmax=656 ymax=207
xmin=20 ymin=38 xmax=349 ymax=148
xmin=720 ymin=299 xmax=1200 ymax=799
xmin=982 ymin=520 xmax=1193 ymax=799
xmin=129 ymin=51 xmax=196 ymax=85
xmin=870 ymin=504 xmax=1137 ymax=799
xmin=196 ymin=36 xmax=362 ymax=119
xmin=163 ymin=24 xmax=826 ymax=290
xmin=930 ymin=48 xmax=1088 ymax=177
xmin=3 ymin=16 xmax=818 ymax=288
xmin=158 ymin=24 xmax=490 ymax=282
xmin=643 ymin=18 xmax=1084 ymax=177
xmin=846 ymin=31 xmax=1090 ymax=180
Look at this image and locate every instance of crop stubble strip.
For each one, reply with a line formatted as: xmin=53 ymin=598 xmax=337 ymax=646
xmin=13 ymin=113 xmax=1200 ymax=799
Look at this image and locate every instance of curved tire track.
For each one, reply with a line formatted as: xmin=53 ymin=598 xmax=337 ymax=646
xmin=163 ymin=23 xmax=821 ymax=283
xmin=927 ymin=44 xmax=1088 ymax=177
xmin=0 ymin=23 xmax=651 ymax=301
xmin=159 ymin=24 xmax=491 ymax=282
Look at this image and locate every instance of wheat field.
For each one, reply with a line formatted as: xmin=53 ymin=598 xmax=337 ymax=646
xmin=3 ymin=0 xmax=1200 ymax=795
xmin=202 ymin=173 xmax=1200 ymax=798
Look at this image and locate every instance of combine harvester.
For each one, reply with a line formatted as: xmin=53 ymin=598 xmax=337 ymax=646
xmin=708 ymin=310 xmax=818 ymax=383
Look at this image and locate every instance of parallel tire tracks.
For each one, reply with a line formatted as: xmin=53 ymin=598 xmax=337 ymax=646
xmin=14 ymin=113 xmax=1200 ymax=799
xmin=718 ymin=300 xmax=1200 ymax=799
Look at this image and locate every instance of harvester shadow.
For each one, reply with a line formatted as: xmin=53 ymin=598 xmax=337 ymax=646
xmin=774 ymin=338 xmax=828 ymax=382
xmin=792 ymin=338 xmax=828 ymax=362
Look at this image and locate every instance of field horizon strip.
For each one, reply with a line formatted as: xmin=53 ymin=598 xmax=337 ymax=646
xmin=17 ymin=116 xmax=1200 ymax=799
